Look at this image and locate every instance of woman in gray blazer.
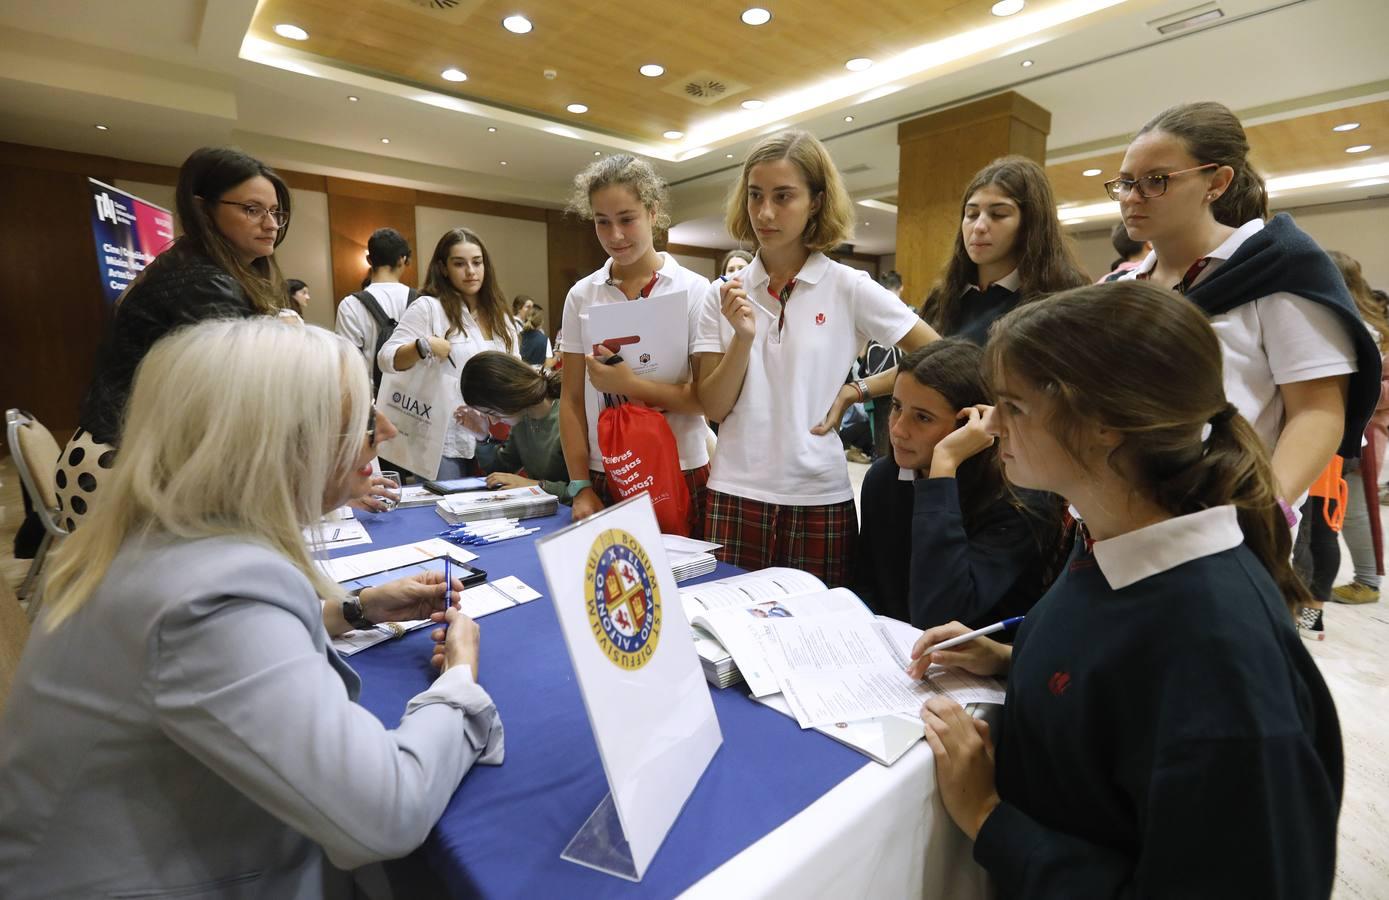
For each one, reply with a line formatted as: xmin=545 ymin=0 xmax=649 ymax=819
xmin=0 ymin=318 xmax=503 ymax=899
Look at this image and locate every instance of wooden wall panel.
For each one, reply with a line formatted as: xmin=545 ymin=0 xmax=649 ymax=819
xmin=326 ymin=193 xmax=419 ymax=303
xmin=0 ymin=164 xmax=113 ymax=436
xmin=896 ymin=92 xmax=1050 ymax=306
xmin=545 ymin=210 xmax=608 ymax=337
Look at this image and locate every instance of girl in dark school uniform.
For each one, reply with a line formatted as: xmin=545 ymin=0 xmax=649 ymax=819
xmin=909 ymin=281 xmax=1341 ymax=899
xmin=854 ymin=339 xmax=1062 ymax=630
xmin=919 ymin=156 xmax=1088 ymax=345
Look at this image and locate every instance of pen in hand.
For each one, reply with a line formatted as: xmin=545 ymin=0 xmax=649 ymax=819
xmin=916 ymin=616 xmax=1024 ymax=661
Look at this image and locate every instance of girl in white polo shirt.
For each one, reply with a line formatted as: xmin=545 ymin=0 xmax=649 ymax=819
xmin=698 ymin=130 xmax=938 ymax=586
xmin=557 ymin=155 xmax=723 ymax=532
xmin=379 ymin=227 xmax=519 ymax=479
xmin=1108 ymin=101 xmax=1381 ymax=639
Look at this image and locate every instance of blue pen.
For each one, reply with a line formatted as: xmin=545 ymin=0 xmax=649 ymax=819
xmin=443 ymin=555 xmax=451 ymax=615
xmin=920 ymin=616 xmax=1024 ymax=656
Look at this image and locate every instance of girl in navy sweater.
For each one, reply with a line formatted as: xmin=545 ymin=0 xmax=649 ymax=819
xmin=854 ymin=339 xmax=1062 ymax=629
xmin=909 ymin=281 xmax=1341 ymax=898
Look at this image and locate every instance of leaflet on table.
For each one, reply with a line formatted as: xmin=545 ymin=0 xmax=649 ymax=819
xmin=315 ymin=537 xmax=478 ymax=582
xmin=330 ymin=575 xmax=542 ymax=657
xmin=754 ymin=693 xmax=923 ymax=767
xmin=767 ymin=615 xmax=1006 ymax=729
xmin=580 ymin=292 xmax=690 ymax=383
xmin=332 ymin=619 xmax=433 ymax=656
xmin=304 ymin=507 xmax=372 ymax=550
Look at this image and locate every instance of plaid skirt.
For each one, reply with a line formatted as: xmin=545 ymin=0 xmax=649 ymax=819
xmin=703 ymin=490 xmax=858 ymax=587
xmin=589 ymin=464 xmax=710 ymax=538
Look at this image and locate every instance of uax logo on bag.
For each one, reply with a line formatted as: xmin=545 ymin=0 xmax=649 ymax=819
xmin=391 ymin=391 xmax=432 ymax=419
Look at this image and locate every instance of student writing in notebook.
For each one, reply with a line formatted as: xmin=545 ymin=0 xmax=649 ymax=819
xmin=460 ymin=350 xmax=568 ymax=499
xmin=909 ymin=282 xmax=1341 ymax=899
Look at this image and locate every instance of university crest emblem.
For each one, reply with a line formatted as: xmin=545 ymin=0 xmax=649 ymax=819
xmin=585 ymin=528 xmax=662 ymax=669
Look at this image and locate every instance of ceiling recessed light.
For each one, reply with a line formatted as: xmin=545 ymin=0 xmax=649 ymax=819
xmin=726 ymin=153 xmax=735 ymax=158
xmin=1333 ymin=122 xmax=1361 ymax=132
xmin=380 ymin=137 xmax=390 ymax=144
xmin=663 ymin=130 xmax=684 ymax=140
xmin=845 ymin=58 xmax=873 ymax=72
xmin=740 ymin=7 xmax=771 ymax=25
xmin=441 ymin=68 xmax=467 ymax=82
xmin=94 ymin=124 xmax=108 ymax=131
xmin=863 ymin=221 xmax=870 ymax=226
xmin=1021 ymin=59 xmax=1034 ymax=67
xmin=273 ymin=23 xmax=309 ymax=40
xmin=566 ymin=103 xmax=588 ymax=114
xmin=639 ymin=64 xmax=664 ymax=77
xmin=741 ymin=99 xmax=765 ymax=110
xmin=347 ymin=95 xmax=359 ymax=102
xmin=1346 ymin=144 xmax=1372 ymax=154
xmin=1082 ymin=168 xmax=1102 ymax=177
xmin=500 ymin=160 xmax=509 ymax=166
xmin=594 ymin=150 xmax=602 ymax=156
xmin=844 ymin=115 xmax=855 ymax=122
xmin=991 ymin=0 xmax=1025 ymax=15
xmin=502 ymin=15 xmax=533 ymax=34
xmin=487 ymin=126 xmax=497 ymax=133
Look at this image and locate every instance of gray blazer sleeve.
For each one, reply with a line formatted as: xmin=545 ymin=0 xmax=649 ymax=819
xmin=149 ymin=594 xmax=503 ymax=870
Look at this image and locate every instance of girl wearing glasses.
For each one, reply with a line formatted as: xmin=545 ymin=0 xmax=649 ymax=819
xmin=698 ymin=130 xmax=937 ymax=586
xmin=920 ymin=156 xmax=1088 ymax=345
xmin=1107 ymin=101 xmax=1381 ymax=640
xmin=57 ymin=147 xmax=295 ymax=531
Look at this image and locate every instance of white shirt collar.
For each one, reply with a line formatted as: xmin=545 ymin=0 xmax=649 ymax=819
xmin=740 ymin=251 xmax=831 ymax=291
xmin=963 ymin=268 xmax=1020 ymax=294
xmin=1091 ymin=505 xmax=1244 ymax=590
xmin=585 ymin=252 xmax=680 ymax=287
xmin=1131 ymin=219 xmax=1266 ymax=278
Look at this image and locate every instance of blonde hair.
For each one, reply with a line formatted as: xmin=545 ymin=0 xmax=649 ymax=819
xmin=566 ymin=154 xmax=672 ymax=231
xmin=725 ymin=130 xmax=855 ymax=254
xmin=41 ymin=318 xmax=370 ymax=628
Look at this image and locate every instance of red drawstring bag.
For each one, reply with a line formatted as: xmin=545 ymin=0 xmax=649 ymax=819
xmin=596 ymin=396 xmax=691 ymax=536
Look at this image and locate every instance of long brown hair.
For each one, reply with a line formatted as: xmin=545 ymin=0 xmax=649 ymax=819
xmin=1329 ymin=250 xmax=1389 ymax=352
xmin=1137 ymin=101 xmax=1268 ymax=228
xmin=921 ymin=156 xmax=1087 ymax=334
xmin=132 ymin=147 xmax=291 ymax=314
xmin=984 ymin=281 xmax=1308 ymax=614
xmin=421 ymin=227 xmax=515 ymax=352
xmin=460 ymin=350 xmax=560 ymax=413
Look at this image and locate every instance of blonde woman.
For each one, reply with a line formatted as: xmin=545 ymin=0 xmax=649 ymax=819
xmin=697 ymin=130 xmax=938 ymax=586
xmin=0 ymin=319 xmax=502 ymax=899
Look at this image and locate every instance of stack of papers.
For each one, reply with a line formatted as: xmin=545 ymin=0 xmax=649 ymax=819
xmin=692 ymin=625 xmax=741 ymax=688
xmin=662 ymin=534 xmax=720 ymax=583
xmin=394 ymin=484 xmax=442 ymax=509
xmin=436 ymin=485 xmax=558 ymax=524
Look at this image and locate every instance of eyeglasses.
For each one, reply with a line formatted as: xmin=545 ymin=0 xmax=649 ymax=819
xmin=216 ymin=200 xmax=290 ymax=228
xmin=1103 ymin=163 xmax=1218 ymax=201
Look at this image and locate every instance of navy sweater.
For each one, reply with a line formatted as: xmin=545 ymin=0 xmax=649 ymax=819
xmin=953 ymin=283 xmax=1022 ymax=346
xmin=854 ymin=457 xmax=1053 ymax=629
xmin=975 ymin=540 xmax=1342 ymax=898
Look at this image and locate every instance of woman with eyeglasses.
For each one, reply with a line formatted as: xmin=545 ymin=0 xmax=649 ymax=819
xmin=1106 ymin=102 xmax=1381 ymax=640
xmin=1 ymin=319 xmax=501 ymax=899
xmin=57 ymin=146 xmax=296 ymax=531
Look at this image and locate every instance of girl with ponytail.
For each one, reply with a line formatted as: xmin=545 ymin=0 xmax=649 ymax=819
xmin=907 ymin=282 xmax=1342 ymax=899
xmin=459 ymin=351 xmax=568 ymax=497
xmin=1105 ymin=101 xmax=1381 ymax=639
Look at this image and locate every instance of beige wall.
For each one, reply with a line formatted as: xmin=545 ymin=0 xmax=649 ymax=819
xmin=414 ymin=207 xmax=550 ymax=329
xmin=1069 ymin=228 xmax=1115 ymax=282
xmin=671 ymin=253 xmax=717 ymax=280
xmin=115 ymin=179 xmax=337 ymax=329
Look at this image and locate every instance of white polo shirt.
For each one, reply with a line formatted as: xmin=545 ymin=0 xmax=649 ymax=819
xmin=379 ymin=296 xmax=519 ymax=459
xmin=706 ymin=252 xmax=920 ymax=506
xmin=1123 ymin=219 xmax=1357 ymax=452
xmin=335 ymin=283 xmax=413 ymax=375
xmin=558 ymin=253 xmax=723 ymax=471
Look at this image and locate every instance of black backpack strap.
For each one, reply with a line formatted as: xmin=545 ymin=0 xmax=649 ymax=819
xmin=405 ymin=288 xmax=420 ymax=305
xmin=352 ymin=290 xmax=393 ymax=331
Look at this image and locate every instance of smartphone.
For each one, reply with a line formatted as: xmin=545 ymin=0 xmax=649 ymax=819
xmin=422 ymin=476 xmax=489 ymax=495
xmin=339 ymin=556 xmax=487 ymax=593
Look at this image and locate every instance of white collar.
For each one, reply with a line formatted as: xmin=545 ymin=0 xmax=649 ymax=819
xmin=740 ymin=251 xmax=831 ymax=291
xmin=964 ymin=268 xmax=1021 ymax=294
xmin=1132 ymin=219 xmax=1266 ymax=277
xmin=1091 ymin=505 xmax=1243 ymax=590
xmin=898 ymin=467 xmax=914 ymax=482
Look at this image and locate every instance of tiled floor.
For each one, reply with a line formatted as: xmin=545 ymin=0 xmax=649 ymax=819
xmin=2 ymin=456 xmax=1384 ymax=896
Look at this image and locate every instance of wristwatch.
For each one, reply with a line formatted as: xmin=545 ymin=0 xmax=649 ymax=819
xmin=341 ymin=590 xmax=374 ymax=631
xmin=416 ymin=337 xmax=433 ymax=360
xmin=567 ymin=479 xmax=593 ymax=499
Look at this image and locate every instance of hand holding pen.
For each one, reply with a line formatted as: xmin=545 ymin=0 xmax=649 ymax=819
xmin=906 ymin=618 xmax=1019 ymax=679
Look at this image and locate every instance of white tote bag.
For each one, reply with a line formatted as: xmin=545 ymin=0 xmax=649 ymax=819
xmin=375 ymin=360 xmax=450 ymax=479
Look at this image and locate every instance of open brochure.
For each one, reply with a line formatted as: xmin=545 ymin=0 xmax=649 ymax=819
xmin=678 ymin=568 xmax=1006 ymax=764
xmin=581 ymin=292 xmax=691 ymax=384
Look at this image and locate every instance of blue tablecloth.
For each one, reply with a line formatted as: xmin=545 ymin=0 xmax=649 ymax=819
xmin=342 ymin=505 xmax=868 ymax=898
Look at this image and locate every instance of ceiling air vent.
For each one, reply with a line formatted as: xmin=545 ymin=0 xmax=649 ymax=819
xmin=383 ymin=0 xmax=483 ymax=19
xmin=1147 ymin=2 xmax=1224 ymax=35
xmin=663 ymin=71 xmax=748 ymax=106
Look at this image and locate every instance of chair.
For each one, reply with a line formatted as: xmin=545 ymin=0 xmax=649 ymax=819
xmin=5 ymin=409 xmax=68 ymax=619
